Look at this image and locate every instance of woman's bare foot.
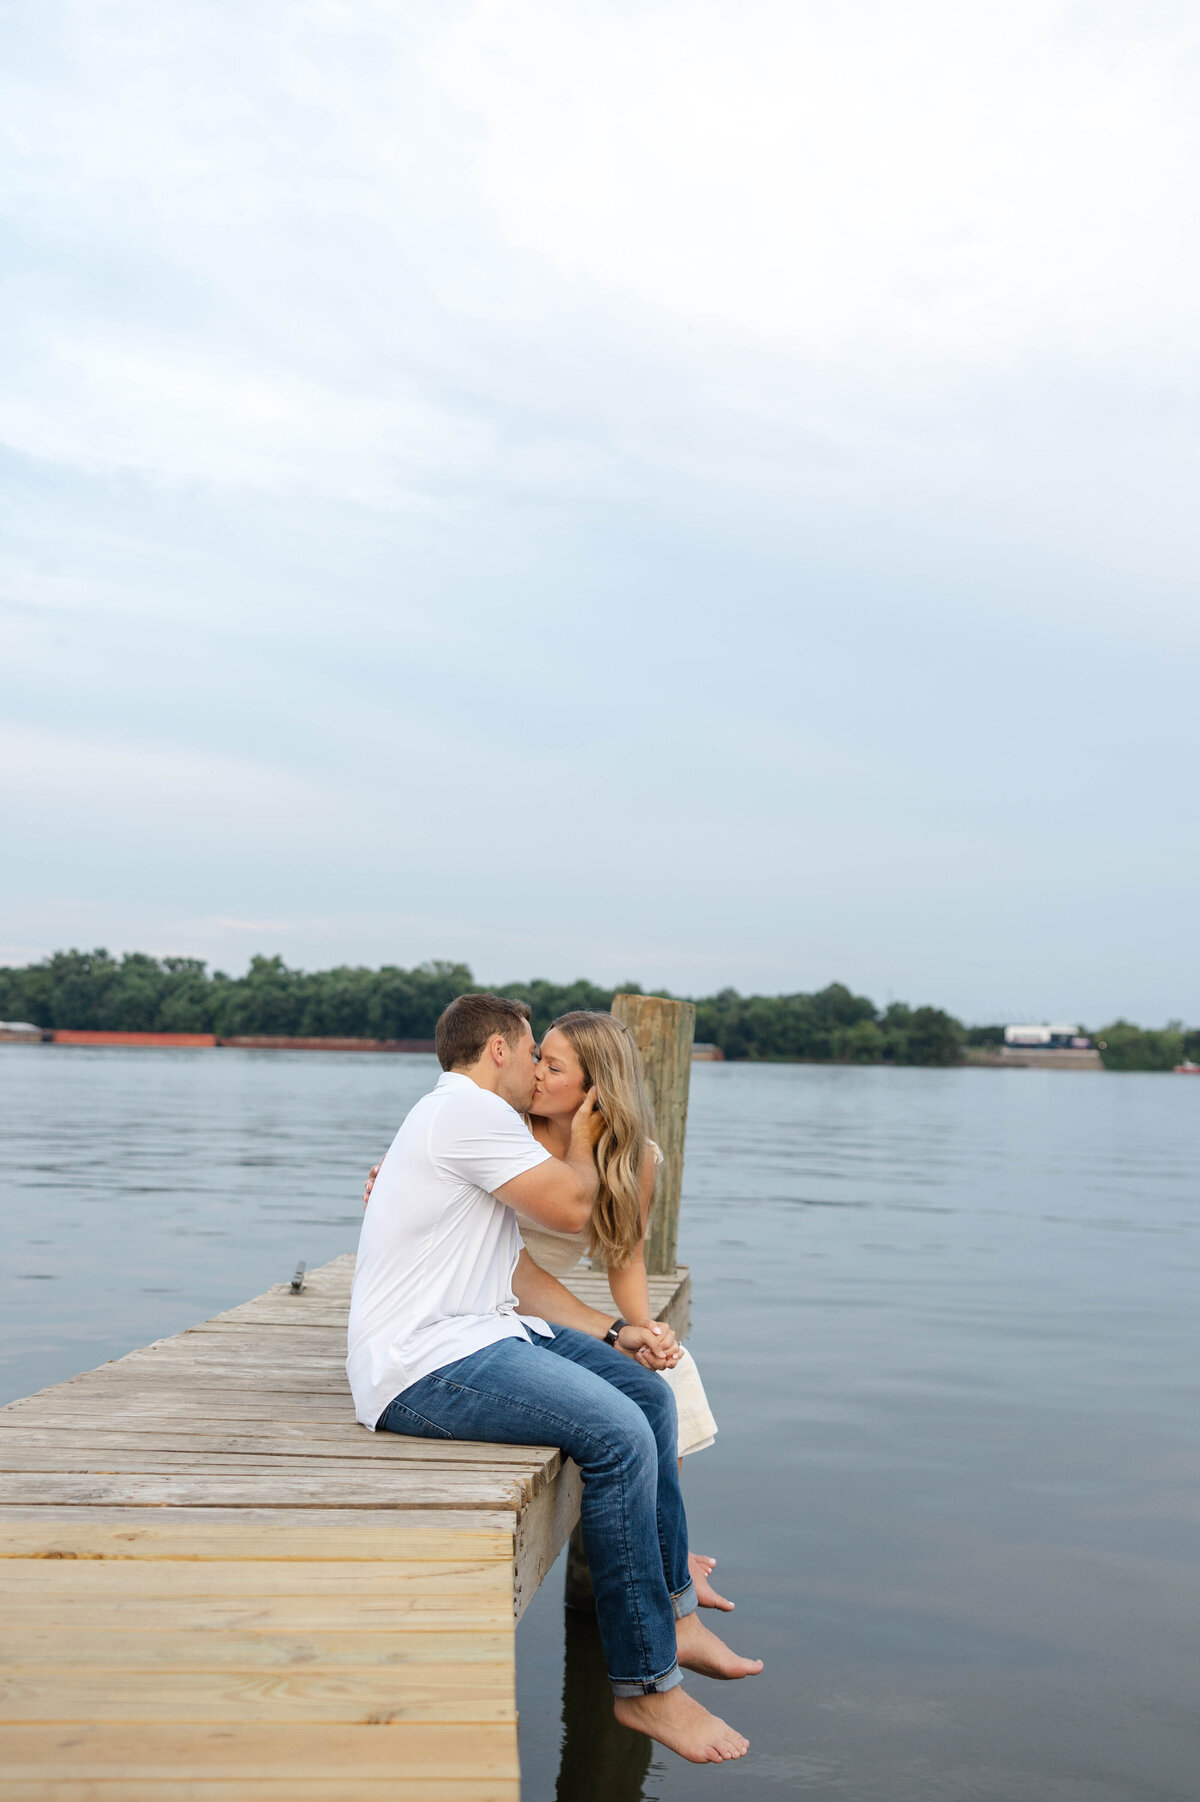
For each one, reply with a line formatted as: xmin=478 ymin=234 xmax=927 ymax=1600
xmin=675 ymin=1610 xmax=764 ymax=1680
xmin=613 ymin=1686 xmax=749 ymax=1762
xmin=690 ymin=1550 xmax=735 ymax=1611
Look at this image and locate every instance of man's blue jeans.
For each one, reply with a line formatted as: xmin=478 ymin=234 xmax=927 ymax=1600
xmin=377 ymin=1325 xmax=697 ymax=1695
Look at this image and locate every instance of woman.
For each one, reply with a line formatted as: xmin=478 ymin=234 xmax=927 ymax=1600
xmin=522 ymin=1010 xmax=729 ymax=1611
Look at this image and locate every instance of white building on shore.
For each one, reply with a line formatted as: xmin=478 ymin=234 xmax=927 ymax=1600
xmin=1004 ymin=1023 xmax=1092 ymax=1049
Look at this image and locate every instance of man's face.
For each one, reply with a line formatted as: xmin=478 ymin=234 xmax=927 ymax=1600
xmin=497 ymin=1021 xmax=539 ymax=1114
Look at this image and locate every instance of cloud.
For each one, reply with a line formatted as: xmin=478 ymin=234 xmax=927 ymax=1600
xmin=5 ymin=3 xmax=1197 ymax=493
xmin=436 ymin=1 xmax=1200 ymax=363
xmin=0 ymin=0 xmax=1197 ymax=1020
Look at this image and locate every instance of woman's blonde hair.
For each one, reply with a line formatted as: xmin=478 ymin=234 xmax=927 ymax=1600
xmin=549 ymin=1010 xmax=656 ymax=1269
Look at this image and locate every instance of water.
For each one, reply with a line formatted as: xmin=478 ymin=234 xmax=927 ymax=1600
xmin=0 ymin=1044 xmax=436 ymax=1402
xmin=2 ymin=1048 xmax=1198 ymax=1799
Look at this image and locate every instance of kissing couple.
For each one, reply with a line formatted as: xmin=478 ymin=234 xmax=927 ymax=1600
xmin=349 ymin=992 xmax=762 ymax=1763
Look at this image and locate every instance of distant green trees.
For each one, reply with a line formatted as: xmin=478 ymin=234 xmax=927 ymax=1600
xmin=692 ymin=983 xmax=964 ymax=1065
xmin=0 ymin=952 xmax=967 ymax=1065
xmin=0 ymin=950 xmax=215 ymax=1034
xmin=1094 ymin=1021 xmax=1191 ymax=1071
xmin=7 ymin=950 xmax=1191 ymax=1069
xmin=0 ymin=950 xmax=473 ymax=1042
xmin=964 ymin=1023 xmax=1006 ymax=1049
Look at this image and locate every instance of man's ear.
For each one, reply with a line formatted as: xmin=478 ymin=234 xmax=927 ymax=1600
xmin=488 ymin=1033 xmax=508 ymax=1066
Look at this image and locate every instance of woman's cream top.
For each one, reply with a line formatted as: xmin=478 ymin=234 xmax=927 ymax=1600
xmin=515 ymin=1140 xmax=662 ymax=1278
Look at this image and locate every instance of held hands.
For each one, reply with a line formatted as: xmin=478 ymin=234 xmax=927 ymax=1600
xmin=616 ymin=1321 xmax=683 ymax=1371
xmin=363 ymin=1164 xmax=380 ymax=1210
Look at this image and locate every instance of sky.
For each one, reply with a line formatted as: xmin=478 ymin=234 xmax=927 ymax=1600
xmin=1 ymin=0 xmax=1197 ymax=1027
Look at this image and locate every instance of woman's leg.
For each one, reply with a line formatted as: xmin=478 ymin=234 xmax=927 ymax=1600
xmin=658 ymin=1346 xmax=733 ymax=1608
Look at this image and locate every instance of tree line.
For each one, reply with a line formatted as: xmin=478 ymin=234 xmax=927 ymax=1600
xmin=1 ymin=949 xmax=1194 ymax=1070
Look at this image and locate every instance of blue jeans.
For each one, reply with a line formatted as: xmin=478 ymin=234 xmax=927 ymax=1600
xmin=378 ymin=1325 xmax=696 ymax=1695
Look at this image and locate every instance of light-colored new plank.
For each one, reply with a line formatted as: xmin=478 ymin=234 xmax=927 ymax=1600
xmin=0 ymin=1508 xmax=515 ymax=1562
xmin=0 ymin=1597 xmax=510 ymax=1634
xmin=0 ymin=1721 xmax=518 ymax=1779
xmin=0 ymin=1560 xmax=513 ymax=1600
xmin=1 ymin=1783 xmax=517 ymax=1801
xmin=0 ymin=1664 xmax=514 ymax=1724
xmin=4 ymin=1629 xmax=512 ymax=1668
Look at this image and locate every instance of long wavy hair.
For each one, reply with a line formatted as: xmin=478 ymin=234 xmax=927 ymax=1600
xmin=549 ymin=1011 xmax=657 ymax=1269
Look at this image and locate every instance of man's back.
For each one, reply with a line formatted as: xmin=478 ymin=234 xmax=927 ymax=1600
xmin=346 ymin=1071 xmax=550 ymax=1428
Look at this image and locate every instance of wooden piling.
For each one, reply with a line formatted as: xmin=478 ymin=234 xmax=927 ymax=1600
xmin=610 ymin=994 xmax=696 ymax=1277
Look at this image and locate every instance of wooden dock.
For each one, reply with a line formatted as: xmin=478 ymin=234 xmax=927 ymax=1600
xmin=0 ymin=1254 xmax=690 ymax=1800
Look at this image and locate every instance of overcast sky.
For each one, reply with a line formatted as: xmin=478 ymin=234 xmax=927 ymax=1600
xmin=2 ymin=0 xmax=1197 ymax=1025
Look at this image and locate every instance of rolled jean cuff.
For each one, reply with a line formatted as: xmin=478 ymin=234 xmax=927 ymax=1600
xmin=610 ymin=1659 xmax=684 ymax=1699
xmin=671 ymin=1577 xmax=698 ymax=1620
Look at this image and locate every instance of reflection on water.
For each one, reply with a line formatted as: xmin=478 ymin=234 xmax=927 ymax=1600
xmin=554 ymin=1609 xmax=653 ymax=1802
xmin=2 ymin=1050 xmax=1199 ymax=1799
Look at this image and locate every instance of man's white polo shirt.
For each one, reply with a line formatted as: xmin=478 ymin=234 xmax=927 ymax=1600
xmin=346 ymin=1071 xmax=554 ymax=1429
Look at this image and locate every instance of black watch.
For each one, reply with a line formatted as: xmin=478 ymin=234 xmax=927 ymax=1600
xmin=603 ymin=1316 xmax=626 ymax=1347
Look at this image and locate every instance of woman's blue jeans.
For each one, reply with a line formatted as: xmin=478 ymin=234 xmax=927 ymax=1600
xmin=377 ymin=1326 xmax=696 ymax=1695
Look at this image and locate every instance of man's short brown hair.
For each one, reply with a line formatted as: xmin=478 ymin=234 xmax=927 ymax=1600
xmin=435 ymin=993 xmax=532 ymax=1072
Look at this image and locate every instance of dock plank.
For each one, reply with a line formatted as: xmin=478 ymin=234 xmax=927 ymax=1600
xmin=0 ymin=1669 xmax=514 ymax=1725
xmin=0 ymin=1473 xmax=535 ymax=1507
xmin=0 ymin=1560 xmax=516 ymax=1599
xmin=0 ymin=1721 xmax=519 ymax=1777
xmin=6 ymin=1629 xmax=513 ymax=1666
xmin=2 ymin=1786 xmax=514 ymax=1801
xmin=0 ymin=1507 xmax=516 ymax=1557
xmin=0 ymin=1432 xmax=560 ymax=1466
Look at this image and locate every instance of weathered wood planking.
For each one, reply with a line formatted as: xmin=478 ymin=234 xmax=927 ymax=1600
xmin=0 ymin=1253 xmax=688 ymax=1799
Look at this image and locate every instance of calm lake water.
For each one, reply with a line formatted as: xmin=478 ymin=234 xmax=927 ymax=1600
xmin=2 ymin=1047 xmax=1198 ymax=1800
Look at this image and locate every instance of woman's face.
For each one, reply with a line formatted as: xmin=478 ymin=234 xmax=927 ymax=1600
xmin=532 ymin=1027 xmax=588 ymax=1118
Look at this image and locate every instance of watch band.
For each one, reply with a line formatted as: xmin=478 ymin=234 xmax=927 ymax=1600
xmin=603 ymin=1316 xmax=626 ymax=1347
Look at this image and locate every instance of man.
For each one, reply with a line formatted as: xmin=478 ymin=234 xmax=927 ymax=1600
xmin=347 ymin=993 xmax=761 ymax=1764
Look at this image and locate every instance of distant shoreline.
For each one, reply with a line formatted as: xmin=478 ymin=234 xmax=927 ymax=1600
xmin=1 ymin=1028 xmax=1103 ymax=1069
xmin=0 ymin=1028 xmax=437 ymax=1053
xmin=964 ymin=1046 xmax=1104 ymax=1071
